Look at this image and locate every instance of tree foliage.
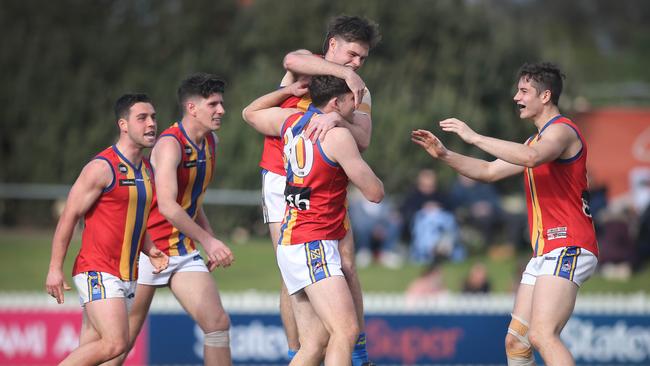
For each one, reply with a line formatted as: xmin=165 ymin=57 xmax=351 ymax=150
xmin=1 ymin=0 xmax=649 ymax=228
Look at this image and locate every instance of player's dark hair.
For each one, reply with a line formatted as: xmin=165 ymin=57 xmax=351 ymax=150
xmin=114 ymin=93 xmax=152 ymax=120
xmin=322 ymin=15 xmax=381 ymax=53
xmin=177 ymin=73 xmax=226 ymax=109
xmin=517 ymin=62 xmax=565 ymax=106
xmin=309 ymin=75 xmax=352 ymax=107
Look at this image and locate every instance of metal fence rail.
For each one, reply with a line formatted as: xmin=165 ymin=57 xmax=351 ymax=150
xmin=0 ymin=183 xmax=261 ymax=206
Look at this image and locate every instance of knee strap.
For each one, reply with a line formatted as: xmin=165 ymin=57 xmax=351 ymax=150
xmin=204 ymin=330 xmax=230 ymax=348
xmin=506 ymin=314 xmax=535 ymax=365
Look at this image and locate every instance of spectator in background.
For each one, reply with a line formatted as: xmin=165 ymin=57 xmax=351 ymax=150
xmin=410 ymin=200 xmax=464 ymax=263
xmin=349 ymin=187 xmax=403 ymax=269
xmin=631 ymin=167 xmax=650 ymax=271
xmin=462 ymin=262 xmax=491 ymax=293
xmin=449 ymin=175 xmax=505 ymax=249
xmin=399 ymin=169 xmax=449 ymax=243
xmin=597 ymin=208 xmax=635 ymax=280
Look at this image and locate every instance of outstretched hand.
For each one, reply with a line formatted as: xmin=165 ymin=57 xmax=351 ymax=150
xmin=439 ymin=118 xmax=480 ymax=145
xmin=411 ymin=129 xmax=449 ymax=159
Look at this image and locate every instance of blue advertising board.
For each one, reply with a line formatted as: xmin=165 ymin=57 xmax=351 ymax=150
xmin=147 ymin=312 xmax=650 ymax=365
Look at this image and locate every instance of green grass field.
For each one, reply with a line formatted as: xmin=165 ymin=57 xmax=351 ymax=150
xmin=1 ymin=229 xmax=648 ymax=294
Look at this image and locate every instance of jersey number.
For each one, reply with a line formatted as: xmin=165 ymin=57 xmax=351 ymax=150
xmin=285 ymin=185 xmax=311 ymax=211
xmin=284 ymin=129 xmax=314 ymax=177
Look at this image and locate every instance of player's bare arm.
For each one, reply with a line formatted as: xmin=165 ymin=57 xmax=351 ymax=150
xmin=439 ymin=118 xmax=578 ymax=168
xmin=46 ymin=159 xmax=112 ymax=304
xmin=322 ymin=127 xmax=384 ymax=203
xmin=283 ymin=49 xmax=366 ymax=107
xmin=151 ymin=136 xmax=234 ymax=268
xmin=242 ymin=80 xmax=307 ymax=136
xmin=411 ymin=129 xmax=524 ymax=183
xmin=140 ymin=232 xmax=169 ymax=274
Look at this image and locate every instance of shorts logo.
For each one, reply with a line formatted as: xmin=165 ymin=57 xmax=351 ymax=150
xmin=193 ymin=254 xmax=203 ymax=261
xmin=91 ymin=284 xmax=101 ymax=295
xmin=309 ymin=249 xmax=322 ymax=260
xmin=306 ymin=241 xmax=329 ymax=281
xmin=561 ymin=261 xmax=572 ymax=273
xmin=312 ymin=261 xmax=324 ymax=274
xmin=547 ymin=227 xmax=567 ymax=240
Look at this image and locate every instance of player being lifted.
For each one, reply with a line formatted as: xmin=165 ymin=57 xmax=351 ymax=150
xmin=258 ymin=15 xmax=380 ymax=365
xmin=244 ymin=75 xmax=384 ymax=365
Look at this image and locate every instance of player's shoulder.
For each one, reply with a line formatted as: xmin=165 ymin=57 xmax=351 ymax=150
xmin=324 ymin=126 xmax=354 ymax=144
xmin=546 ymin=118 xmax=580 ymax=139
xmin=81 ymin=155 xmax=115 ymax=187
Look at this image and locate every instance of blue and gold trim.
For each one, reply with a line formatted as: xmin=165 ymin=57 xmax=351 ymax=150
xmin=554 ymin=246 xmax=581 ymax=281
xmin=304 ymin=240 xmax=331 ymax=284
xmin=86 ymin=271 xmax=106 ymax=302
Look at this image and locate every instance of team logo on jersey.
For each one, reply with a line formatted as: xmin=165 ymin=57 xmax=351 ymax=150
xmin=118 ymin=163 xmax=128 ymax=174
xmin=119 ymin=179 xmax=136 ymax=186
xmin=547 ymin=227 xmax=567 ymax=240
xmin=184 ymin=145 xmax=193 ymax=155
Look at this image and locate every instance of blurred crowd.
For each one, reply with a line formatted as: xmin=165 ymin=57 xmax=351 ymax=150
xmin=349 ymin=167 xmax=650 ymax=290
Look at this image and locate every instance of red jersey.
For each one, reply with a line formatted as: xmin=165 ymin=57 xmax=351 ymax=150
xmin=73 ymin=145 xmax=154 ymax=281
xmin=524 ymin=115 xmax=599 ymax=257
xmin=279 ymin=105 xmax=349 ymax=245
xmin=259 ymin=95 xmax=313 ymax=175
xmin=147 ymin=122 xmax=217 ymax=256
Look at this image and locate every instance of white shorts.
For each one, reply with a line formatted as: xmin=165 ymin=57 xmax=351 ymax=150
xmin=73 ymin=271 xmax=136 ymax=309
xmin=521 ymin=246 xmax=598 ymax=287
xmin=277 ymin=240 xmax=344 ymax=295
xmin=137 ymin=250 xmax=208 ymax=286
xmin=261 ymin=169 xmax=286 ymax=224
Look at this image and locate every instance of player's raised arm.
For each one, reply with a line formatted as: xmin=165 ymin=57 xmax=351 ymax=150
xmin=46 ymin=159 xmax=112 ymax=304
xmin=283 ymin=49 xmax=366 ymax=107
xmin=439 ymin=118 xmax=574 ymax=168
xmin=411 ymin=129 xmax=524 ymax=183
xmin=242 ymin=80 xmax=307 ymax=136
